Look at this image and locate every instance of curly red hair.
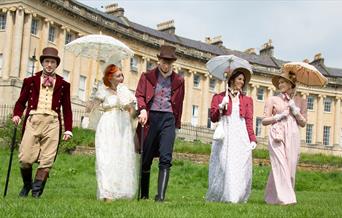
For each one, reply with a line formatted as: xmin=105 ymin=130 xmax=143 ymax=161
xmin=103 ymin=64 xmax=120 ymax=87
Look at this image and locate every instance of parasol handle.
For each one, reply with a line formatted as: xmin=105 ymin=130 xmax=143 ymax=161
xmin=225 ymin=82 xmax=229 ymax=110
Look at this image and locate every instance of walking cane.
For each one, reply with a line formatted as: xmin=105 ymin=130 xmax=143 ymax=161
xmin=3 ymin=125 xmax=17 ymax=197
xmin=137 ymin=125 xmax=144 ymax=201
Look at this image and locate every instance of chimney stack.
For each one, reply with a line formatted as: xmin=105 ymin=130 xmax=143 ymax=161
xmin=259 ymin=39 xmax=274 ymax=56
xmin=205 ymin=36 xmax=223 ymax=47
xmin=157 ymin=20 xmax=175 ymax=34
xmin=105 ymin=3 xmax=125 ymax=17
xmin=312 ymin=53 xmax=324 ymax=65
xmin=244 ymin=48 xmax=257 ymax=55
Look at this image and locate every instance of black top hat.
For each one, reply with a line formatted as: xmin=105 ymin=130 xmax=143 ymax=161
xmin=157 ymin=45 xmax=177 ymax=61
xmin=40 ymin=47 xmax=61 ymax=66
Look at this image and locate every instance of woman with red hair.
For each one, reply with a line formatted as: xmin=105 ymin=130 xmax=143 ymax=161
xmin=93 ymin=64 xmax=138 ymax=201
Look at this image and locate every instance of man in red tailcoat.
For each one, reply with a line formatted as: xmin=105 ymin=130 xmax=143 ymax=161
xmin=136 ymin=45 xmax=185 ymax=202
xmin=12 ymin=47 xmax=73 ymax=198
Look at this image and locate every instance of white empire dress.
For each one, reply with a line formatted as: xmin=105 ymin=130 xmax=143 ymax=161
xmin=206 ymin=102 xmax=252 ymax=203
xmin=95 ymin=84 xmax=138 ymax=200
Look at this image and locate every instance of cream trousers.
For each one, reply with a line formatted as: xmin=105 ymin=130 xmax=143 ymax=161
xmin=19 ymin=114 xmax=59 ymax=169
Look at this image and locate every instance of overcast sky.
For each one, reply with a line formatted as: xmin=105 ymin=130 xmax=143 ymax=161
xmin=78 ymin=0 xmax=342 ymax=68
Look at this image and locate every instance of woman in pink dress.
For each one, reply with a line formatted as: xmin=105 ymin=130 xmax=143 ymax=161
xmin=262 ymin=71 xmax=307 ymax=205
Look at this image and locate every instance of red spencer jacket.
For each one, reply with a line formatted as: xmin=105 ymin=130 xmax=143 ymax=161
xmin=135 ymin=67 xmax=185 ymax=149
xmin=210 ymin=91 xmax=256 ymax=142
xmin=13 ymin=71 xmax=73 ymax=135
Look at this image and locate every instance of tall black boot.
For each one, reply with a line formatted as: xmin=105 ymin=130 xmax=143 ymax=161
xmin=140 ymin=171 xmax=150 ymax=199
xmin=19 ymin=167 xmax=32 ymax=197
xmin=32 ymin=168 xmax=49 ymax=198
xmin=155 ymin=169 xmax=170 ymax=202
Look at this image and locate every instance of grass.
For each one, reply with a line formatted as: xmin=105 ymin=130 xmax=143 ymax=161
xmin=174 ymin=139 xmax=342 ymax=168
xmin=1 ymin=123 xmax=342 ymax=168
xmin=0 ymin=147 xmax=341 ymax=218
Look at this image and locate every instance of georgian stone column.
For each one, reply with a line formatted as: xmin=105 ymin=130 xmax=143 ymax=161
xmin=186 ymin=70 xmax=194 ymax=124
xmin=315 ymin=94 xmax=324 ymax=145
xmin=300 ymin=92 xmax=308 ymax=142
xmin=10 ymin=6 xmax=24 ymax=78
xmin=71 ymin=55 xmax=81 ymax=98
xmin=58 ymin=26 xmax=68 ymax=70
xmin=20 ymin=11 xmax=32 ymax=79
xmin=250 ymin=83 xmax=259 ymax=104
xmin=40 ymin=18 xmax=49 ymax=51
xmin=333 ymin=97 xmax=341 ymax=146
xmin=141 ymin=56 xmax=148 ymax=73
xmin=200 ymin=73 xmax=209 ymax=126
xmin=88 ymin=59 xmax=98 ymax=99
xmin=2 ymin=8 xmax=14 ymax=79
xmin=267 ymin=86 xmax=275 ymax=98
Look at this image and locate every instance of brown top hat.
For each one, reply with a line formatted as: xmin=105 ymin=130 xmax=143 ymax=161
xmin=157 ymin=45 xmax=177 ymax=61
xmin=272 ymin=70 xmax=297 ymax=89
xmin=226 ymin=67 xmax=252 ymax=88
xmin=40 ymin=47 xmax=61 ymax=66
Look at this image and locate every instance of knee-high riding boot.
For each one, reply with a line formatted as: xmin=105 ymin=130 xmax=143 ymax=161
xmin=155 ymin=168 xmax=170 ymax=202
xmin=19 ymin=167 xmax=32 ymax=197
xmin=32 ymin=168 xmax=49 ymax=198
xmin=140 ymin=171 xmax=150 ymax=199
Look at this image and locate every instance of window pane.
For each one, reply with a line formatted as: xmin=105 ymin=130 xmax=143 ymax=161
xmin=48 ymin=26 xmax=55 ymax=42
xmin=130 ymin=56 xmax=138 ymax=72
xmin=0 ymin=14 xmax=6 ymax=30
xmin=146 ymin=61 xmax=156 ymax=70
xmin=178 ymin=69 xmax=185 ymax=78
xmin=26 ymin=59 xmax=34 ymax=77
xmin=65 ymin=32 xmax=73 ymax=44
xmin=323 ymin=126 xmax=330 ymax=146
xmin=78 ymin=75 xmax=86 ymax=101
xmin=191 ymin=105 xmax=199 ymax=126
xmin=31 ymin=19 xmax=38 ymax=35
xmin=193 ymin=75 xmax=200 ymax=88
xmin=257 ymin=88 xmax=264 ymax=100
xmin=207 ymin=108 xmax=211 ymax=128
xmin=209 ymin=78 xmax=216 ymax=91
xmin=255 ymin=117 xmax=262 ymax=136
xmin=306 ymin=124 xmax=313 ymax=144
xmin=63 ymin=70 xmax=70 ymax=82
xmin=324 ymin=97 xmax=331 ymax=112
xmin=307 ymin=95 xmax=314 ymax=110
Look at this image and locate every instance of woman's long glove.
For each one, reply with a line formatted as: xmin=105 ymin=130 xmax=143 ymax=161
xmin=273 ymin=110 xmax=289 ymax=122
xmin=250 ymin=141 xmax=257 ymax=150
xmin=219 ymin=96 xmax=229 ymax=109
xmin=288 ymin=99 xmax=300 ymax=116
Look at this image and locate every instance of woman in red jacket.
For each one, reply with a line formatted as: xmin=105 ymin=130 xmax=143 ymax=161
xmin=206 ymin=67 xmax=257 ymax=203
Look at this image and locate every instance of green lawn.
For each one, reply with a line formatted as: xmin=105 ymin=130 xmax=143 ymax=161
xmin=0 ymin=148 xmax=341 ymax=218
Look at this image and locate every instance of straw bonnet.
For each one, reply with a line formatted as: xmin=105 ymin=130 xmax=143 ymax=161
xmin=226 ymin=67 xmax=252 ymax=88
xmin=272 ymin=70 xmax=297 ymax=89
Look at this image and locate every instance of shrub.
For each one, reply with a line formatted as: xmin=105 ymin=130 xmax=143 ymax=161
xmin=59 ymin=127 xmax=95 ymax=153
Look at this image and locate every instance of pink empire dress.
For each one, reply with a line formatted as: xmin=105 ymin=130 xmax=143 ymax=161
xmin=263 ymin=93 xmax=307 ymax=205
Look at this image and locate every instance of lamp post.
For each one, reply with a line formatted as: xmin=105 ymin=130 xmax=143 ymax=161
xmin=30 ymin=48 xmax=37 ymax=76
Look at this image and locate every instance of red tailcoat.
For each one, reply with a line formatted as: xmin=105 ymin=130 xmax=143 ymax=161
xmin=13 ymin=71 xmax=73 ymax=135
xmin=210 ymin=91 xmax=256 ymax=142
xmin=135 ymin=68 xmax=185 ymax=150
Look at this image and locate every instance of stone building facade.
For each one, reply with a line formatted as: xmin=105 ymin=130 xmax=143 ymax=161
xmin=0 ymin=0 xmax=342 ymax=150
